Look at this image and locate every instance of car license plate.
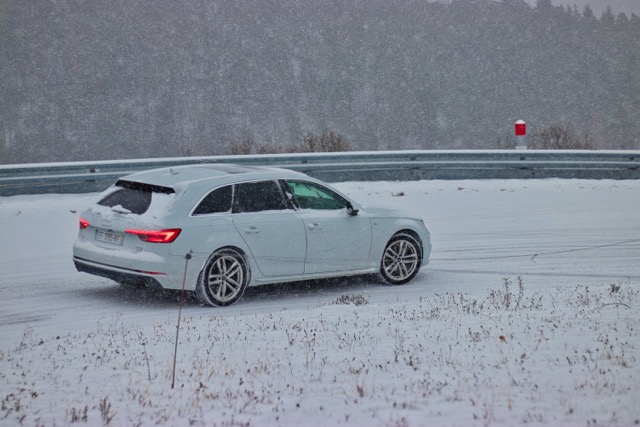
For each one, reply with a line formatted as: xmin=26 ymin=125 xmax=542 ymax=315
xmin=95 ymin=229 xmax=125 ymax=245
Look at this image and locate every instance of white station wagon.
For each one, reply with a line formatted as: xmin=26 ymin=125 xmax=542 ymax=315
xmin=73 ymin=164 xmax=431 ymax=306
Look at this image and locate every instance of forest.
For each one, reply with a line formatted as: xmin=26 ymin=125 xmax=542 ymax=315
xmin=1 ymin=0 xmax=639 ymax=164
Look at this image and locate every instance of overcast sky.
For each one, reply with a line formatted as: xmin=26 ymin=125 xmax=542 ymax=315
xmin=525 ymin=0 xmax=640 ymax=15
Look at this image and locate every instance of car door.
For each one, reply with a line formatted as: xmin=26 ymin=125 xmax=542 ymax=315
xmin=284 ymin=180 xmax=372 ymax=274
xmin=231 ymin=180 xmax=307 ymax=277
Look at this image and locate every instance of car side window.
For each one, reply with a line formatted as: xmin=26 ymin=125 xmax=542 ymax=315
xmin=193 ymin=185 xmax=233 ymax=215
xmin=233 ymin=180 xmax=288 ymax=213
xmin=285 ymin=180 xmax=348 ymax=210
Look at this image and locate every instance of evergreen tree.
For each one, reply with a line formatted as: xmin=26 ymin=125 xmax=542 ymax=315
xmin=1 ymin=0 xmax=639 ymax=163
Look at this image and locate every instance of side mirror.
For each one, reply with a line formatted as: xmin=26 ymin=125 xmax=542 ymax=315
xmin=346 ymin=202 xmax=359 ymax=216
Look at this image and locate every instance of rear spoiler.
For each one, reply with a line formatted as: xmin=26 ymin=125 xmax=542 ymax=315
xmin=115 ymin=179 xmax=175 ymax=194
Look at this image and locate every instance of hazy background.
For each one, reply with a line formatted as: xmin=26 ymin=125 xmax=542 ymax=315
xmin=535 ymin=0 xmax=640 ymax=15
xmin=1 ymin=0 xmax=639 ymax=164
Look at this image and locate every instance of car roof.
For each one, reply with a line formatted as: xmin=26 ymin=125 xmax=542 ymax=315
xmin=119 ymin=163 xmax=309 ymax=190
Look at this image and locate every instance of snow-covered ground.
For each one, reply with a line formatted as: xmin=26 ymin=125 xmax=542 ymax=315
xmin=1 ymin=179 xmax=639 ymax=426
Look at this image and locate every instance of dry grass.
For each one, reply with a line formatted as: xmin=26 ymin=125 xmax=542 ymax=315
xmin=1 ymin=279 xmax=637 ymax=426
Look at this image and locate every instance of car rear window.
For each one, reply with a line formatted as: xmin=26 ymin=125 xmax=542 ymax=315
xmin=98 ymin=180 xmax=175 ymax=215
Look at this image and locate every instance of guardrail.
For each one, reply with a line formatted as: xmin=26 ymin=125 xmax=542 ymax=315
xmin=1 ymin=150 xmax=638 ymax=196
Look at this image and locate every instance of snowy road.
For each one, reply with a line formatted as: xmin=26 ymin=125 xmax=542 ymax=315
xmin=1 ymin=179 xmax=639 ymax=426
xmin=2 ymin=179 xmax=638 ymax=343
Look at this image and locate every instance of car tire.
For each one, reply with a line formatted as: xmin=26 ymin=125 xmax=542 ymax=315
xmin=196 ymin=248 xmax=249 ymax=307
xmin=379 ymin=232 xmax=422 ymax=285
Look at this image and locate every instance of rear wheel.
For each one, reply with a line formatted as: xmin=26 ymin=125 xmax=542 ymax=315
xmin=379 ymin=233 xmax=422 ymax=285
xmin=196 ymin=248 xmax=248 ymax=307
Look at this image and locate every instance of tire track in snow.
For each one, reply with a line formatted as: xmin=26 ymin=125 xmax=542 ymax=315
xmin=1 ymin=181 xmax=639 ymax=346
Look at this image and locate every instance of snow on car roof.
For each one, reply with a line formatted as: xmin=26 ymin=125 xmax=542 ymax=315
xmin=119 ymin=163 xmax=307 ymax=189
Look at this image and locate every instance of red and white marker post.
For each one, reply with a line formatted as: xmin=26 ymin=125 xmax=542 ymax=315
xmin=515 ymin=120 xmax=527 ymax=150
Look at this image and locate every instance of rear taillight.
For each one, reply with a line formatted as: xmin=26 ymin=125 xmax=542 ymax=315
xmin=79 ymin=218 xmax=90 ymax=229
xmin=125 ymin=228 xmax=182 ymax=243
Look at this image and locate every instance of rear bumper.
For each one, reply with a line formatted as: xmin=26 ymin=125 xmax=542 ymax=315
xmin=73 ymin=256 xmax=165 ymax=289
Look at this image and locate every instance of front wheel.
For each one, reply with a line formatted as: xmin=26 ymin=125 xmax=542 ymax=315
xmin=196 ymin=248 xmax=249 ymax=307
xmin=379 ymin=233 xmax=422 ymax=285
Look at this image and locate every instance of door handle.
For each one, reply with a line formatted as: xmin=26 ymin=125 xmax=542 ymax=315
xmin=307 ymin=222 xmax=321 ymax=231
xmin=243 ymin=226 xmax=260 ymax=234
